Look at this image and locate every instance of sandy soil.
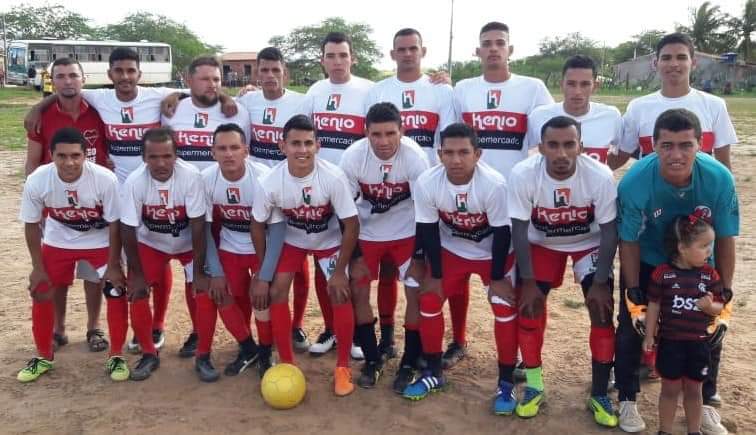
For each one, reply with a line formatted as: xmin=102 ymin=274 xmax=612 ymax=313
xmin=0 ymin=148 xmax=753 ymax=435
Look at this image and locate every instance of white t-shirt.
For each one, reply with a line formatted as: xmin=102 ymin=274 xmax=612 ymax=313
xmin=620 ymin=88 xmax=737 ymax=156
xmin=237 ymin=89 xmax=308 ymax=166
xmin=252 ymin=159 xmax=358 ymax=251
xmin=120 ymin=159 xmax=206 ymax=254
xmin=527 ymin=102 xmax=622 ymax=164
xmin=507 ymin=154 xmax=617 ymax=252
xmin=161 ymin=98 xmax=250 ymax=171
xmin=414 ymin=162 xmax=509 ymax=261
xmin=339 ymin=136 xmax=430 ymax=242
xmin=364 ymin=75 xmax=456 ymax=165
xmin=305 ymin=76 xmax=373 ymax=164
xmin=20 ymin=161 xmax=119 ymax=249
xmin=202 ymin=159 xmax=270 ymax=254
xmin=83 ymin=86 xmax=175 ymax=184
xmin=454 ymin=74 xmax=554 ymax=179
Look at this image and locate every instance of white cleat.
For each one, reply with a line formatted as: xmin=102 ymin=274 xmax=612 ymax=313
xmin=618 ymin=401 xmax=646 ymax=433
xmin=701 ymin=405 xmax=728 ymax=435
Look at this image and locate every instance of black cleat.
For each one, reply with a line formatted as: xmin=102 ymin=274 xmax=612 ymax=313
xmin=224 ymin=347 xmax=259 ymax=376
xmin=129 ymin=353 xmax=160 ymax=381
xmin=441 ymin=342 xmax=467 ymax=369
xmin=357 ymin=360 xmax=383 ymax=389
xmin=152 ymin=329 xmax=165 ymax=349
xmin=292 ymin=328 xmax=311 ymax=353
xmin=178 ymin=332 xmax=198 ymax=358
xmin=378 ymin=338 xmax=397 ymax=360
xmin=257 ymin=347 xmax=273 ymax=379
xmin=195 ymin=355 xmax=220 ymax=382
xmin=392 ymin=365 xmax=416 ymax=394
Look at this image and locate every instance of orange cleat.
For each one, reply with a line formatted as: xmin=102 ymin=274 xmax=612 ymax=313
xmin=334 ymin=366 xmax=355 ymax=397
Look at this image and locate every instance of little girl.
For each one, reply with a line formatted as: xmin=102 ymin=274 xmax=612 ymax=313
xmin=643 ymin=212 xmax=725 ymax=435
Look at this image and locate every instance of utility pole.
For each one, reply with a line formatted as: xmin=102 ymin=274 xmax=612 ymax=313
xmin=447 ymin=0 xmax=454 ymax=78
xmin=1 ymin=13 xmax=7 ymax=86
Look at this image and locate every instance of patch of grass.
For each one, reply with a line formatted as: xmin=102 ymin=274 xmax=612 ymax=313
xmin=0 ymin=87 xmax=40 ymax=151
xmin=563 ymin=299 xmax=585 ymax=309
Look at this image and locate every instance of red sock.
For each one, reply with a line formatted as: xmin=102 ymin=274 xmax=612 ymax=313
xmin=518 ymin=312 xmax=545 ymax=367
xmin=130 ymin=298 xmax=156 ymax=355
xmin=195 ymin=293 xmax=218 ymax=355
xmin=219 ymin=304 xmax=251 ymax=343
xmin=590 ymin=326 xmax=615 ymax=364
xmin=332 ymin=302 xmax=355 ymax=367
xmin=235 ymin=294 xmax=252 ymax=331
xmin=292 ymin=262 xmax=309 ymax=330
xmin=151 ymin=263 xmax=172 ymax=331
xmin=492 ymin=302 xmax=518 ymax=365
xmin=106 ymin=296 xmax=128 ymax=357
xmin=377 ymin=265 xmax=398 ymax=326
xmin=32 ymin=299 xmax=55 ymax=360
xmin=419 ymin=292 xmax=444 ymax=354
xmin=314 ymin=266 xmax=333 ymax=331
xmin=185 ymin=282 xmax=197 ymax=332
xmin=270 ymin=302 xmax=293 ymax=363
xmin=448 ymin=283 xmax=469 ymax=345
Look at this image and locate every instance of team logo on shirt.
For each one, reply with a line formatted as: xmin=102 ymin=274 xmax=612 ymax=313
xmin=302 ymin=186 xmax=313 ymax=205
xmin=121 ymin=107 xmax=135 ymax=123
xmin=402 ymin=90 xmax=415 ymax=109
xmin=694 ymin=205 xmax=712 ymax=219
xmin=439 ymin=209 xmax=492 ymax=242
xmin=215 ymin=204 xmax=251 ymax=233
xmin=487 ymin=90 xmax=502 ymax=109
xmin=194 ymin=112 xmax=209 ymax=128
xmin=456 ymin=193 xmax=468 ymax=212
xmin=158 ymin=189 xmax=169 ymax=206
xmin=698 ymin=282 xmax=707 ymax=293
xmin=326 ymin=94 xmax=341 ymax=111
xmin=381 ymin=164 xmax=392 ymax=182
xmin=554 ymin=188 xmax=571 ymax=208
xmin=359 ymin=180 xmax=411 ymax=214
xmin=263 ymin=107 xmax=277 ymax=125
xmin=226 ymin=187 xmax=241 ymax=204
xmin=66 ymin=190 xmax=79 ymax=208
xmin=282 ymin=203 xmax=333 ymax=234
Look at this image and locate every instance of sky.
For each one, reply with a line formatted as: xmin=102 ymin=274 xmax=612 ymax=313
xmin=7 ymin=0 xmax=747 ymax=69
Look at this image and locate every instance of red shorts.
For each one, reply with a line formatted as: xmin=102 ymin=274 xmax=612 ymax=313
xmin=531 ymin=244 xmax=599 ymax=288
xmin=36 ymin=244 xmax=108 ymax=292
xmin=359 ymin=237 xmax=414 ymax=281
xmin=219 ymin=250 xmax=260 ymax=298
xmin=440 ymin=249 xmax=515 ymax=298
xmin=138 ymin=243 xmax=193 ymax=285
xmin=276 ymin=243 xmax=338 ymax=277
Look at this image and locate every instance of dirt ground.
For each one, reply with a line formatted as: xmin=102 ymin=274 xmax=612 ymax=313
xmin=0 ymin=146 xmax=754 ymax=435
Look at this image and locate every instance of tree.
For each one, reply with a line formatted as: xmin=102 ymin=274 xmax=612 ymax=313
xmin=3 ymin=3 xmax=95 ymax=40
xmin=612 ymin=30 xmax=667 ymax=63
xmin=678 ymin=1 xmax=733 ymax=53
xmin=729 ymin=0 xmax=756 ymax=60
xmin=538 ymin=32 xmax=602 ymax=60
xmin=100 ymin=12 xmax=222 ymax=77
xmin=269 ymin=17 xmax=382 ymax=84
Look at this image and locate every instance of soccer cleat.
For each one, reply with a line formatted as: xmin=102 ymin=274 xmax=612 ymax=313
xmin=257 ymin=351 xmax=273 ymax=379
xmin=515 ymin=387 xmax=544 ymax=418
xmin=195 ymin=355 xmax=220 ymax=383
xmin=441 ymin=341 xmax=467 ymax=369
xmin=392 ymin=365 xmax=415 ymax=394
xmin=152 ymin=329 xmax=165 ymax=350
xmin=588 ymin=395 xmax=619 ymax=428
xmin=129 ymin=353 xmax=160 ymax=381
xmin=308 ymin=330 xmax=335 ymax=356
xmin=701 ymin=405 xmax=728 ymax=435
xmin=178 ymin=332 xmax=198 ymax=358
xmin=357 ymin=360 xmax=383 ymax=389
xmin=334 ymin=366 xmax=355 ymax=397
xmin=292 ymin=328 xmax=311 ymax=353
xmin=618 ymin=401 xmax=646 ymax=433
xmin=402 ymin=371 xmax=446 ymax=401
xmin=351 ymin=341 xmax=365 ymax=361
xmin=17 ymin=357 xmax=53 ymax=383
xmin=224 ymin=347 xmax=259 ymax=377
xmin=493 ymin=381 xmax=517 ymax=415
xmin=706 ymin=393 xmax=723 ymax=408
xmin=126 ymin=336 xmax=141 ymax=354
xmin=105 ymin=356 xmax=130 ymax=382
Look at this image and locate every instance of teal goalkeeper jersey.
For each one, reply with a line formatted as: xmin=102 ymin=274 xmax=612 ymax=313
xmin=617 ymin=152 xmax=739 ymax=266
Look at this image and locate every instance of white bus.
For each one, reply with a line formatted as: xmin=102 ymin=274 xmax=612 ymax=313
xmin=6 ymin=40 xmax=172 ymax=87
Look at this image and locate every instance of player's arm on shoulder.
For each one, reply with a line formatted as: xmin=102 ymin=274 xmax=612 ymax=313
xmin=24 ymin=139 xmax=44 ymax=177
xmin=24 ymin=95 xmax=57 ymax=134
xmin=159 ymin=90 xmax=189 ymax=118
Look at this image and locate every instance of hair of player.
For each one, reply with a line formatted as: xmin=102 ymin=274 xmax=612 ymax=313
xmin=394 ymin=28 xmax=423 ymax=46
xmin=562 ymin=54 xmax=597 ymax=78
xmin=109 ymin=47 xmax=140 ymax=68
xmin=540 ymin=115 xmax=582 ymax=141
xmin=664 ymin=214 xmax=713 ymax=264
xmin=321 ymin=31 xmax=353 ymax=55
xmin=257 ymin=46 xmax=285 ymax=65
xmin=50 ymin=56 xmax=84 ymax=76
xmin=188 ymin=56 xmax=221 ymax=76
xmin=656 ymin=32 xmax=695 ymax=58
xmin=653 ymin=108 xmax=702 ymax=142
xmin=142 ymin=127 xmax=177 ymax=156
xmin=213 ymin=123 xmax=247 ymax=145
xmin=50 ymin=127 xmax=86 ymax=154
xmin=365 ymin=102 xmax=402 ymax=128
xmin=480 ymin=21 xmax=510 ymax=35
xmin=283 ymin=114 xmax=316 ymax=140
xmin=440 ymin=123 xmax=479 ymax=149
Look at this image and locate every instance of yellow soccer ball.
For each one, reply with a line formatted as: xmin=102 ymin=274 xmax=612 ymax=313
xmin=261 ymin=363 xmax=306 ymax=409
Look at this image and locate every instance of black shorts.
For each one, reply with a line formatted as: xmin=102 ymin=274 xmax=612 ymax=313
xmin=656 ymin=338 xmax=710 ymax=382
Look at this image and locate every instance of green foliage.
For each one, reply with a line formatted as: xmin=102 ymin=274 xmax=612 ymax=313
xmin=3 ymin=3 xmax=95 ymax=39
xmin=728 ymin=0 xmax=756 ymax=61
xmin=447 ymin=60 xmax=480 ymax=84
xmin=269 ymin=17 xmax=382 ymax=84
xmin=611 ymin=30 xmax=667 ymax=63
xmin=677 ymin=1 xmax=734 ymax=54
xmin=99 ymin=12 xmax=222 ymax=78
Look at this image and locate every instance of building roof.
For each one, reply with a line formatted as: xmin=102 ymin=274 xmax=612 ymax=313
xmin=221 ymin=52 xmax=257 ymax=62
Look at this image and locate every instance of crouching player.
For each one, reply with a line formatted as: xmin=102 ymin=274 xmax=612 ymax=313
xmin=18 ymin=127 xmax=127 ymax=382
xmin=120 ymin=127 xmax=207 ymax=381
xmin=507 ymin=116 xmax=618 ymax=426
xmin=251 ymin=115 xmax=361 ymax=396
xmin=403 ymin=123 xmax=517 ymax=416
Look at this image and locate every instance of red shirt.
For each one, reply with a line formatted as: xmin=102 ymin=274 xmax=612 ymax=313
xmin=27 ymin=98 xmax=108 ymax=167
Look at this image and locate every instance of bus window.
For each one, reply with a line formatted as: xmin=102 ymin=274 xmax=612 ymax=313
xmin=52 ymin=45 xmax=74 ymax=60
xmin=75 ymin=45 xmax=98 ymax=61
xmin=138 ymin=47 xmax=153 ymax=63
xmin=28 ymin=46 xmax=51 ymax=63
xmin=153 ymin=46 xmax=170 ymax=62
xmin=97 ymin=46 xmax=114 ymax=62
